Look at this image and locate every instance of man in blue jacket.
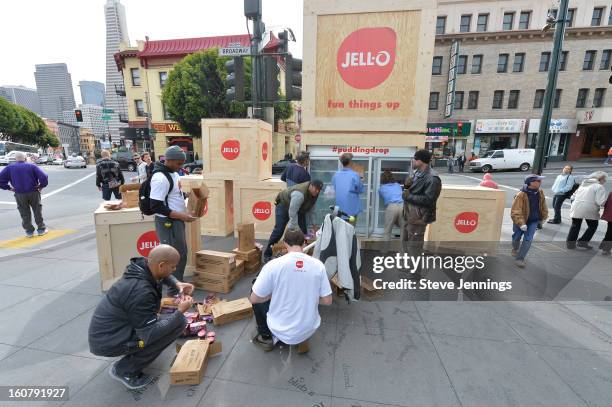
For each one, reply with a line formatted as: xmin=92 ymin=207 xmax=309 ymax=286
xmin=332 ymin=153 xmax=365 ymax=224
xmin=88 ymin=245 xmax=194 ymax=390
xmin=0 ymin=151 xmax=48 ymax=237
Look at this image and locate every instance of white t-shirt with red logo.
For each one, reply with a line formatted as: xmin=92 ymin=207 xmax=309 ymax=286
xmin=252 ymin=251 xmax=332 ymax=345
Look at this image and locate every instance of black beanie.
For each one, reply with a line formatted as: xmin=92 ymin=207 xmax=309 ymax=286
xmin=413 ymin=149 xmax=432 ymax=164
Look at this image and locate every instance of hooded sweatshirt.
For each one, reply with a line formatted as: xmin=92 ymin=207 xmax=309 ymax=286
xmin=522 ymin=185 xmax=541 ymax=223
xmin=88 ymin=257 xmax=185 ymax=355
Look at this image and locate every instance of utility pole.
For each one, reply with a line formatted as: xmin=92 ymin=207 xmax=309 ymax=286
xmin=533 ymin=0 xmax=569 ymax=174
xmin=245 ymin=0 xmax=264 ymax=119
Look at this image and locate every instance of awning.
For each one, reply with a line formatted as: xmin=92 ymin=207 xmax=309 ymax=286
xmin=528 ymin=119 xmax=577 ymax=133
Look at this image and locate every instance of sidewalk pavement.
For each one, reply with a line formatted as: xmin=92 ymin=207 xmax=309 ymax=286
xmin=1 ymin=209 xmax=612 ymax=406
xmin=543 ymin=158 xmax=611 ymax=170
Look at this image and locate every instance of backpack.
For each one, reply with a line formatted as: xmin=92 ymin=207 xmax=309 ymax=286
xmin=139 ymin=168 xmax=174 ymax=216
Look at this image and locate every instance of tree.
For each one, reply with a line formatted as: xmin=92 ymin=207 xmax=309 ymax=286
xmin=0 ymin=98 xmax=59 ymax=147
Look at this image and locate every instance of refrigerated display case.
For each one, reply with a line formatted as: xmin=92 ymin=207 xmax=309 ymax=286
xmin=308 ymin=146 xmax=415 ymax=237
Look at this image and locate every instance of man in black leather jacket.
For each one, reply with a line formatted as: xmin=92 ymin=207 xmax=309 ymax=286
xmin=402 ymin=149 xmax=442 ymax=256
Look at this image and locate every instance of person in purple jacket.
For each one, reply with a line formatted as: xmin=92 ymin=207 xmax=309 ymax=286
xmin=0 ymin=151 xmax=49 ymax=237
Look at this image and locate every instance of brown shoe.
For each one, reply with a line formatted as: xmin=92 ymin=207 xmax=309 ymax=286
xmin=297 ymin=340 xmax=309 ymax=354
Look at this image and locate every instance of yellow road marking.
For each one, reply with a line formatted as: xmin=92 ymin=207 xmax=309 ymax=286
xmin=0 ymin=229 xmax=77 ymax=249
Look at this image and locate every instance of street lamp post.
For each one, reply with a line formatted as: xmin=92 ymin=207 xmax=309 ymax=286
xmin=533 ymin=0 xmax=569 ymax=175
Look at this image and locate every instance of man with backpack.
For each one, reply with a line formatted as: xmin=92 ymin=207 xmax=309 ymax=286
xmin=96 ymin=150 xmax=124 ymax=200
xmin=141 ymin=146 xmax=196 ymax=295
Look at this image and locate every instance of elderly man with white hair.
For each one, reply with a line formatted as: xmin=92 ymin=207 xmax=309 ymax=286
xmin=0 ymin=151 xmax=49 ymax=237
xmin=566 ymin=171 xmax=608 ymax=250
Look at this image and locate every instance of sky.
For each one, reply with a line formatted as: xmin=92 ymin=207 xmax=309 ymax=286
xmin=0 ymin=0 xmax=303 ymax=104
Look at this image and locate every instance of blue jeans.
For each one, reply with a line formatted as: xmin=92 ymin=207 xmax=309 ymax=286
xmin=102 ymin=184 xmax=120 ymax=200
xmin=264 ymin=204 xmax=306 ymax=258
xmin=512 ymin=222 xmax=538 ymax=260
xmin=252 ymin=300 xmax=272 ymax=339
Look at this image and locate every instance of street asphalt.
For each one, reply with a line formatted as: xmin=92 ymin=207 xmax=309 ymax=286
xmin=0 ymin=163 xmax=610 ymax=406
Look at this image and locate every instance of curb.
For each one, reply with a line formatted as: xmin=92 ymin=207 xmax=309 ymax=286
xmin=0 ymin=230 xmax=96 ymax=262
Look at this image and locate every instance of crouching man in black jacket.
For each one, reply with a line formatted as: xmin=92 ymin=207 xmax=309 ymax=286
xmin=88 ymin=245 xmax=194 ymax=390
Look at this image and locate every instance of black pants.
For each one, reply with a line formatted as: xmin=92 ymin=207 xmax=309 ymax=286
xmin=102 ymin=184 xmax=121 ymax=200
xmin=264 ymin=204 xmax=306 ymax=258
xmin=551 ymin=194 xmax=567 ymax=223
xmin=252 ymin=300 xmax=272 ymax=339
xmin=567 ymin=218 xmax=599 ymax=243
xmin=600 ymin=221 xmax=612 ymax=252
xmin=99 ymin=314 xmax=186 ymax=376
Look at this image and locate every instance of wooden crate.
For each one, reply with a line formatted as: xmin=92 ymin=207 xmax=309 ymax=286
xmin=94 ymin=204 xmax=200 ymax=291
xmin=301 ymin=0 xmax=436 ymax=134
xmin=181 ymin=176 xmax=234 ymax=237
xmin=201 ymin=119 xmax=272 ymax=181
xmin=233 ymin=178 xmax=286 ymax=240
xmin=195 ymin=250 xmax=236 ymax=275
xmin=192 ymin=269 xmax=242 ymax=294
xmin=424 ymin=186 xmax=505 ymax=256
xmin=211 ymin=298 xmax=254 ymax=326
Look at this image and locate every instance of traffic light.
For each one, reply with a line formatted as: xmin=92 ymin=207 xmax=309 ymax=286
xmin=263 ymin=56 xmax=280 ymax=102
xmin=75 ymin=109 xmax=83 ymax=122
xmin=284 ymin=54 xmax=302 ymax=101
xmin=457 ymin=121 xmax=463 ymax=135
xmin=278 ymin=30 xmax=289 ymax=54
xmin=225 ymin=57 xmax=245 ymax=102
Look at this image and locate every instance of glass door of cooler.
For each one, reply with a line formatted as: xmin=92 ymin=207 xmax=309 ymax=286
xmin=372 ymin=158 xmax=412 ymax=236
xmin=351 ymin=157 xmax=372 ymax=235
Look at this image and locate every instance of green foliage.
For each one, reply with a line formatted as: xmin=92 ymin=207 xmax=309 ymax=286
xmin=0 ymin=98 xmax=59 ymax=147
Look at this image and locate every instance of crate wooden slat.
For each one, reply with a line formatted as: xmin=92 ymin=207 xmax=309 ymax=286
xmin=233 ymin=178 xmax=286 ymax=240
xmin=201 ymin=119 xmax=272 ymax=181
xmin=181 ymin=176 xmax=233 ymax=237
xmin=211 ymin=298 xmax=254 ymax=325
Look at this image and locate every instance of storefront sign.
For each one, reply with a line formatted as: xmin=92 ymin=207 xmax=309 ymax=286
xmin=527 ymin=119 xmax=577 ymax=134
xmin=475 ymin=119 xmax=526 ymax=133
xmin=427 ymin=122 xmax=471 ymax=137
xmin=152 ymin=122 xmax=183 ymax=133
xmin=308 ymin=145 xmax=415 ymax=158
xmin=577 ymin=107 xmax=612 ymax=124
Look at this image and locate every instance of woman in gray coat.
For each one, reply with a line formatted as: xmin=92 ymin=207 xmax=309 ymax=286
xmin=566 ymin=171 xmax=608 ymax=249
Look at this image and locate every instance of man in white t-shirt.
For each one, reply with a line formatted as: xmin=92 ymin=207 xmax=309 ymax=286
xmin=150 ymin=146 xmax=196 ymax=295
xmin=250 ymin=228 xmax=333 ymax=352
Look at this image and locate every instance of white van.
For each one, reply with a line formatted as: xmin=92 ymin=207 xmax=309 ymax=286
xmin=469 ymin=149 xmax=534 ymax=173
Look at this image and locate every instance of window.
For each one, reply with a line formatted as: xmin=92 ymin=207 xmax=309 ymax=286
xmin=432 ymin=56 xmax=443 ymax=75
xmin=503 ymin=12 xmax=515 ymax=30
xmin=477 ymin=14 xmax=489 ymax=31
xmin=553 ymin=89 xmax=562 ymax=108
xmin=576 ymin=88 xmax=589 ymax=108
xmin=135 ymin=99 xmax=145 ymax=117
xmin=159 ymin=72 xmax=168 ymax=87
xmin=519 ymin=11 xmax=531 ymax=29
xmin=130 ymin=68 xmax=141 ymax=86
xmin=583 ymin=50 xmax=596 ymax=70
xmin=454 ymin=91 xmax=464 ymax=109
xmin=468 ymin=91 xmax=479 ymax=109
xmin=508 ymin=90 xmax=520 ymax=109
xmin=460 ymin=15 xmax=472 ymax=32
xmin=533 ymin=89 xmax=545 ymax=108
xmin=457 ymin=55 xmax=468 ymax=74
xmin=491 ymin=151 xmax=504 ymax=158
xmin=492 ymin=90 xmax=504 ymax=109
xmin=436 ymin=16 xmax=446 ymax=34
xmin=591 ymin=7 xmax=604 ymax=26
xmin=548 ymin=9 xmax=558 ymax=19
xmin=498 ymin=54 xmax=509 ymax=72
xmin=471 ymin=55 xmax=483 ymax=74
xmin=513 ymin=53 xmax=525 ymax=72
xmin=162 ymin=104 xmax=173 ymax=120
xmin=429 ymin=92 xmax=439 ymax=110
xmin=566 ymin=8 xmax=576 ymax=27
xmin=609 ymin=8 xmax=612 ymax=25
xmin=593 ymin=88 xmax=606 ymax=107
xmin=559 ymin=51 xmax=569 ymax=71
xmin=539 ymin=52 xmax=551 ymax=72
xmin=600 ymin=50 xmax=611 ymax=70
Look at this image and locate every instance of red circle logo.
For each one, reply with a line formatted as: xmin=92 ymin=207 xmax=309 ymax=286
xmin=337 ymin=27 xmax=396 ymax=89
xmin=136 ymin=230 xmax=160 ymax=257
xmin=296 ymin=260 xmax=303 ymax=268
xmin=252 ymin=201 xmax=272 ymax=221
xmin=454 ymin=212 xmax=479 ymax=234
xmin=262 ymin=142 xmax=268 ymax=161
xmin=221 ymin=140 xmax=240 ymax=160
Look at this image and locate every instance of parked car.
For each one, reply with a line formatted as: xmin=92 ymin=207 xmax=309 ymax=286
xmin=64 ymin=156 xmax=87 ymax=169
xmin=36 ymin=155 xmax=53 ymax=165
xmin=272 ymin=158 xmax=294 ymax=175
xmin=112 ymin=151 xmax=137 ymax=172
xmin=0 ymin=151 xmax=22 ymax=166
xmin=469 ymin=149 xmax=534 ymax=173
xmin=52 ymin=157 xmax=64 ymax=165
xmin=183 ymin=160 xmax=203 ymax=174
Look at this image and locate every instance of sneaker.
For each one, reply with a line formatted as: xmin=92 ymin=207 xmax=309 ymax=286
xmin=511 ymin=248 xmax=518 ymax=257
xmin=25 ymin=231 xmax=34 ymax=238
xmin=577 ymin=242 xmax=593 ymax=250
xmin=252 ymin=334 xmax=274 ymax=352
xmin=37 ymin=228 xmax=48 ymax=236
xmin=546 ymin=220 xmax=561 ymax=224
xmin=108 ymin=361 xmax=153 ymax=390
xmin=515 ymin=260 xmax=526 ymax=268
xmin=566 ymin=242 xmax=577 ymax=250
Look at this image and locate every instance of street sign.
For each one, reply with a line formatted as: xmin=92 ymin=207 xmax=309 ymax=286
xmin=101 ymin=115 xmax=111 ymax=120
xmin=295 ymin=134 xmax=301 ymax=142
xmin=102 ymin=108 xmax=114 ymax=113
xmin=219 ymin=47 xmax=250 ymax=57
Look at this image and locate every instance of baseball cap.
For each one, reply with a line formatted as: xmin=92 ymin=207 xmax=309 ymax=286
xmin=524 ymin=174 xmax=545 ymax=184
